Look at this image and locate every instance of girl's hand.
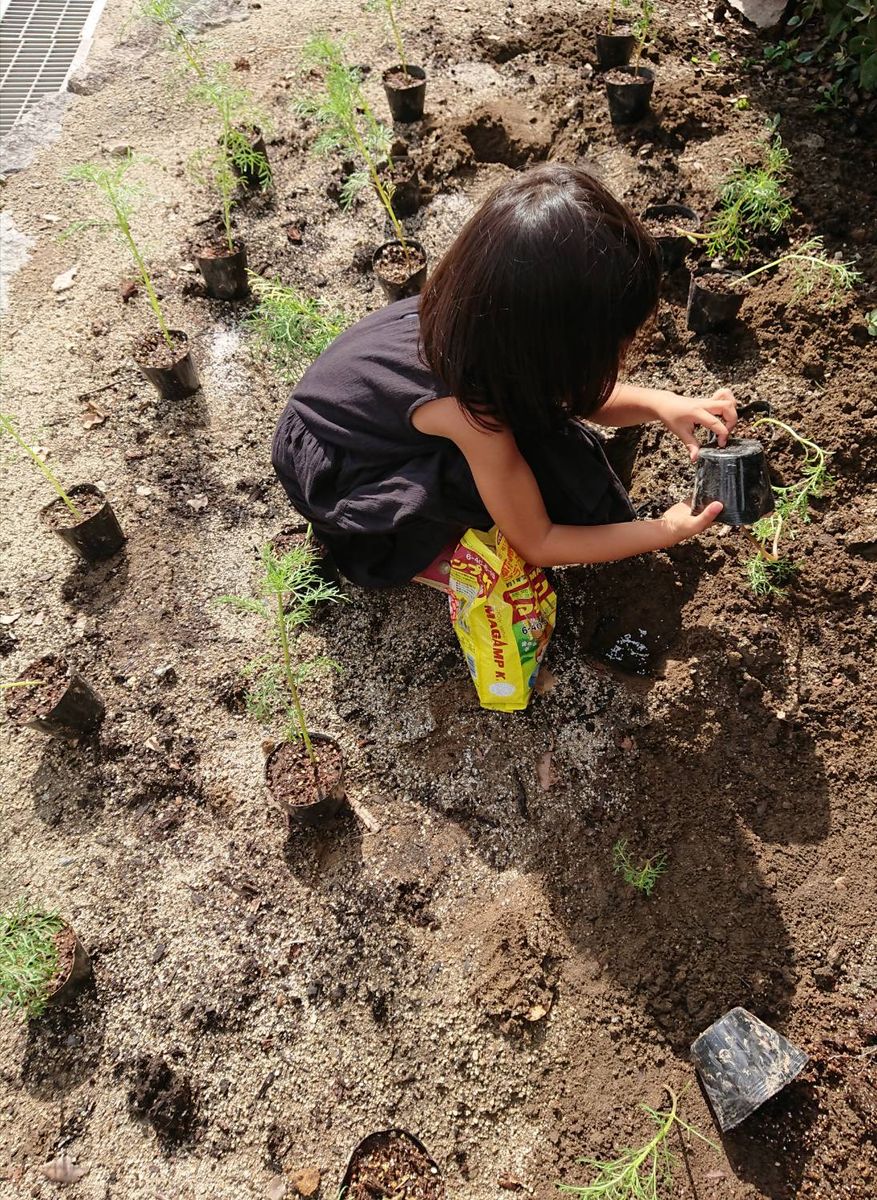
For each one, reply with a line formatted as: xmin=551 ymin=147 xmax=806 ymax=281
xmin=657 ymin=388 xmax=738 ymax=460
xmin=659 ymin=500 xmax=724 ymax=545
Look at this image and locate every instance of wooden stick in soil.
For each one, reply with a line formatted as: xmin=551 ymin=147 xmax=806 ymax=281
xmin=0 ymin=415 xmax=84 ymax=521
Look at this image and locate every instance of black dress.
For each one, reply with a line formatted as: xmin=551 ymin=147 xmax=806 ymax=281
xmin=271 ymin=296 xmax=634 ymax=588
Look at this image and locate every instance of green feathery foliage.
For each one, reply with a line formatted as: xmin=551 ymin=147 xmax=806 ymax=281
xmin=217 ymin=540 xmax=345 ymax=763
xmin=612 ymin=840 xmax=667 ymax=897
xmin=191 ymin=68 xmax=272 ymax=195
xmin=66 ymin=155 xmax=173 ymax=347
xmin=297 ymin=36 xmax=409 ymax=252
xmin=0 ymin=900 xmax=66 ymax=1021
xmin=632 ymin=0 xmax=655 ymax=68
xmin=137 ymin=0 xmax=206 ymax=78
xmin=557 ymin=1088 xmax=716 ymax=1200
xmin=703 ymin=135 xmax=792 ymax=262
xmin=365 ymin=0 xmax=410 ymax=75
xmin=738 ymin=235 xmax=862 ymax=307
xmin=0 ymin=414 xmax=83 ymax=519
xmin=247 ymin=274 xmax=348 ymax=381
xmin=745 ymin=417 xmax=832 ymax=597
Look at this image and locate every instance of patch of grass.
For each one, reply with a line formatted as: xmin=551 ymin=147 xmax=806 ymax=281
xmin=247 ymin=275 xmax=348 ymax=381
xmin=557 ymin=1086 xmax=716 ymax=1199
xmin=0 ymin=900 xmax=66 ymax=1020
xmin=612 ymin=840 xmax=667 ymax=897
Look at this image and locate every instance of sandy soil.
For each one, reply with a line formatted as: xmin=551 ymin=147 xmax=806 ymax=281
xmin=1 ymin=1 xmax=876 ymax=1198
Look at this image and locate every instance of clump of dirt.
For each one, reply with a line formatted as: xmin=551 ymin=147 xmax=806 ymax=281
xmin=468 ymin=888 xmax=560 ymax=1034
xmin=127 ymin=1055 xmax=198 ymax=1146
xmin=459 ymin=100 xmax=555 ymax=167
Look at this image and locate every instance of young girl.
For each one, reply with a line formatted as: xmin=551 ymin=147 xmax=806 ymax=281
xmin=272 ymin=163 xmax=733 ymax=588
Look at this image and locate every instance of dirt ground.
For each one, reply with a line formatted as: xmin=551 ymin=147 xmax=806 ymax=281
xmin=1 ymin=0 xmax=876 ymax=1197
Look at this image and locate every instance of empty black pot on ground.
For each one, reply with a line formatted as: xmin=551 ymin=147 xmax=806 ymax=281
xmin=691 ymin=1007 xmax=809 ymax=1132
xmin=382 ymin=65 xmax=427 ymax=122
xmin=226 ymin=126 xmax=270 ymax=188
xmin=5 ymin=654 xmax=105 ymax=740
xmin=686 ymin=269 xmax=745 ymax=332
xmin=604 ymin=65 xmax=655 ymax=123
xmin=40 ymin=483 xmax=125 ymax=561
xmin=692 ymin=438 xmax=774 ymax=526
xmin=195 ymin=240 xmax=249 ymax=300
xmin=641 ymin=203 xmax=701 ymax=272
xmin=373 ymin=239 xmax=428 ymax=303
xmin=596 ymin=30 xmax=635 ymax=69
xmin=133 ymin=329 xmax=201 ymax=400
xmin=265 ymin=733 xmax=346 ymax=827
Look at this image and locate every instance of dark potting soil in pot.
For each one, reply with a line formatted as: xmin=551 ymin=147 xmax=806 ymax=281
xmin=197 ymin=240 xmax=241 ymax=260
xmin=266 ymin=739 xmax=343 ymax=807
xmin=696 ymin=273 xmax=741 ymax=296
xmin=603 ymin=67 xmax=647 ymax=85
xmin=4 ymin=654 xmax=72 ymax=723
xmin=132 ymin=329 xmax=190 ymax=369
xmin=347 ymin=1131 xmax=445 ymax=1200
xmin=384 ymin=68 xmax=423 ymax=91
xmin=375 ymin=243 xmax=427 ymax=285
xmin=45 ymin=925 xmax=77 ymax=995
xmin=645 ymin=214 xmax=697 ymax=237
xmin=41 ymin=486 xmax=106 ymax=529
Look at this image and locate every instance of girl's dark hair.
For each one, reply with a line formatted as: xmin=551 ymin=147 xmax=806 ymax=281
xmin=419 ymin=163 xmax=660 ymax=434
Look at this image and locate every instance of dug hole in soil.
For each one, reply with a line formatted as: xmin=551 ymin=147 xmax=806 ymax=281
xmin=1 ymin=0 xmax=875 ymax=1198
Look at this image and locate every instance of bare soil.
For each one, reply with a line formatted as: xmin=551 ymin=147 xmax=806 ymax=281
xmin=1 ymin=1 xmax=876 ymax=1199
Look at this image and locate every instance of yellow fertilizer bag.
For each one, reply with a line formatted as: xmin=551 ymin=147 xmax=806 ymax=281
xmin=448 ymin=527 xmax=557 ymax=712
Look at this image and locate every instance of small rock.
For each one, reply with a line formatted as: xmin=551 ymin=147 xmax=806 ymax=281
xmin=107 ymin=143 xmax=131 ymax=158
xmin=135 ymin=485 xmax=153 ymax=497
xmin=153 ymin=663 xmax=177 ymax=683
xmin=41 ymin=1154 xmax=89 ymax=1184
xmin=266 ymin=1178 xmax=286 ymax=1200
xmin=119 ymin=279 xmax=138 ymax=302
xmin=185 ymin=494 xmax=209 ymax=512
xmin=728 ymin=0 xmax=785 ymax=28
xmin=290 ymin=1167 xmax=321 ymax=1197
xmin=51 ymin=265 xmax=78 ymax=292
xmin=151 ymin=943 xmax=167 ymax=965
xmin=285 ymin=225 xmax=303 ymax=244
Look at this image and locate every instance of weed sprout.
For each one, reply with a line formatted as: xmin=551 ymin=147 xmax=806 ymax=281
xmin=612 ymin=840 xmax=667 ymax=897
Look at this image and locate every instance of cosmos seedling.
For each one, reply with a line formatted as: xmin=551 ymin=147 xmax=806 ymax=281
xmin=745 ymin=417 xmax=832 ymax=597
xmin=736 ymin=236 xmax=861 ymax=307
xmin=217 ymin=540 xmax=345 ymax=765
xmin=137 ymin=0 xmax=206 ymax=78
xmin=606 ymin=0 xmax=631 ymax=35
xmin=1 ymin=414 xmax=84 ymax=520
xmin=632 ymin=0 xmax=655 ymax=70
xmin=66 ymin=155 xmax=173 ymax=349
xmin=297 ymin=36 xmax=410 ymax=258
xmin=0 ymin=900 xmax=66 ymax=1021
xmin=247 ymin=274 xmax=347 ymax=381
xmin=367 ymin=0 xmax=412 ymax=77
xmin=557 ymin=1087 xmax=716 ymax=1200
xmin=191 ymin=69 xmax=272 ymax=195
xmin=612 ymin=840 xmax=667 ymax=896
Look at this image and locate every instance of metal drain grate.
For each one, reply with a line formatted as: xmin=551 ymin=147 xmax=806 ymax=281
xmin=0 ymin=0 xmax=107 ymax=136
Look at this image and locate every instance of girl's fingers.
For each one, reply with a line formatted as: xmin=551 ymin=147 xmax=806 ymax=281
xmin=697 ymin=409 xmax=729 ymax=444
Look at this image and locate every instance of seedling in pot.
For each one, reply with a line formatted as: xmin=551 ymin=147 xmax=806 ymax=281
xmin=1 ymin=413 xmax=125 ymax=560
xmin=217 ymin=539 xmax=347 ymax=826
xmin=366 ymin=0 xmax=428 ymax=122
xmin=744 ymin=418 xmax=832 ymax=598
xmin=557 ymin=1086 xmax=716 ymax=1200
xmin=612 ymin=839 xmax=666 ymax=896
xmin=192 ymin=68 xmax=272 ymax=192
xmin=66 ymin=155 xmax=200 ymax=400
xmin=247 ymin=273 xmax=348 ymax=382
xmin=603 ymin=1 xmax=655 ymax=124
xmin=297 ymin=36 xmax=427 ymax=300
xmin=596 ymin=0 xmax=635 ymax=70
xmin=0 ymin=899 xmax=92 ymax=1020
xmin=137 ymin=0 xmax=206 ymax=79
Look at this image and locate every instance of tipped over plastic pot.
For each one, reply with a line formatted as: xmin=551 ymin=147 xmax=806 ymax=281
xmin=39 ymin=484 xmax=125 ymax=561
xmin=5 ymin=653 xmax=105 ymax=740
xmin=46 ymin=928 xmax=93 ymax=1010
xmin=691 ymin=1007 xmax=809 ymax=1132
xmin=692 ymin=438 xmax=774 ymax=527
xmin=382 ymin=65 xmax=427 ymax=122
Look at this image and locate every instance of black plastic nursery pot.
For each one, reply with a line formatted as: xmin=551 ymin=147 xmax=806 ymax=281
xmin=686 ymin=269 xmax=745 ymax=333
xmin=641 ymin=203 xmax=701 ymax=272
xmin=691 ymin=1006 xmax=809 ymax=1132
xmin=265 ymin=733 xmax=346 ymax=827
xmin=46 ymin=927 xmax=93 ymax=1010
xmin=5 ymin=653 xmax=105 ymax=740
xmin=692 ymin=438 xmax=774 ymax=527
xmin=225 ymin=126 xmax=270 ymax=188
xmin=195 ymin=239 xmax=249 ymax=300
xmin=39 ymin=483 xmax=125 ymax=561
xmin=373 ymin=239 xmax=428 ymax=303
xmin=604 ymin=65 xmax=655 ymax=123
xmin=133 ymin=329 xmax=201 ymax=400
xmin=378 ymin=155 xmax=421 ymax=218
xmin=595 ymin=30 xmax=636 ymax=70
xmin=382 ymin=64 xmax=427 ymax=122
xmin=340 ymin=1129 xmax=445 ymax=1200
